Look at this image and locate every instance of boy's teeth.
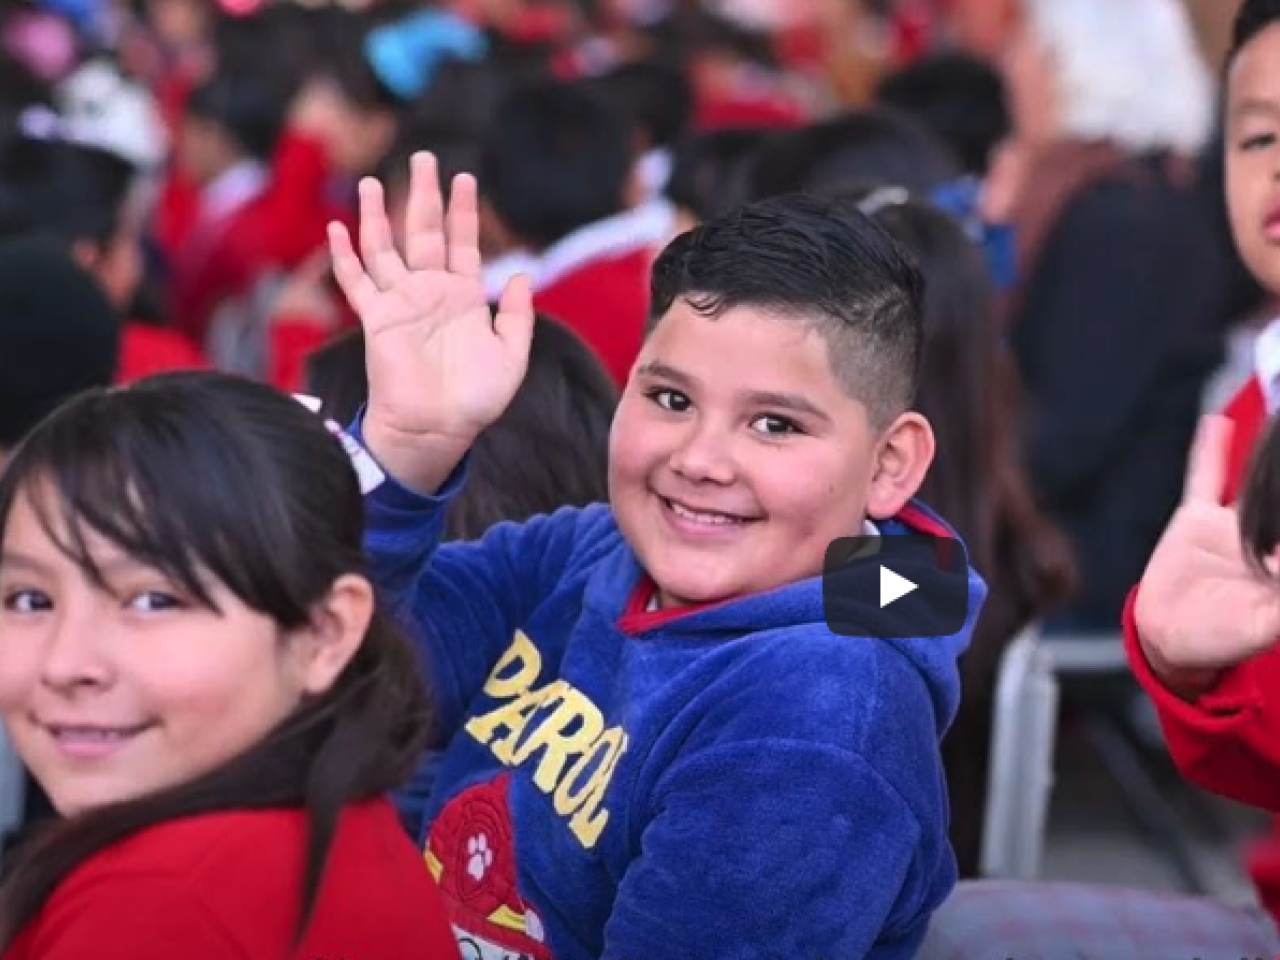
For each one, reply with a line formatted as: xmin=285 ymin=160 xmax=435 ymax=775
xmin=53 ymin=727 xmax=136 ymax=741
xmin=670 ymin=501 xmax=738 ymax=525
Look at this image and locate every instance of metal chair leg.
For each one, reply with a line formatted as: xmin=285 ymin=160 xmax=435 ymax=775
xmin=1080 ymin=709 xmax=1213 ymax=896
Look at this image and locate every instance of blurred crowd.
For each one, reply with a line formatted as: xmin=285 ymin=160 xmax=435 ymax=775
xmin=0 ymin=0 xmax=1272 ymax=955
xmin=0 ymin=0 xmax=1254 ymax=877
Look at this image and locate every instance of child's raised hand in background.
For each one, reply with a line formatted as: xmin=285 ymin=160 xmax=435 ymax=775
xmin=1135 ymin=415 xmax=1280 ymax=698
xmin=328 ymin=152 xmax=534 ymax=494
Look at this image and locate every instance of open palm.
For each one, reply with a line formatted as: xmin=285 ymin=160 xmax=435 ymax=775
xmin=329 ymin=152 xmax=534 ymax=447
xmin=1136 ymin=416 xmax=1280 ymax=674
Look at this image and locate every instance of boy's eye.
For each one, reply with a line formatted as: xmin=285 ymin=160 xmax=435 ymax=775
xmin=125 ymin=591 xmax=184 ymax=613
xmin=2 ymin=590 xmax=52 ymax=614
xmin=750 ymin=414 xmax=801 ymax=436
xmin=648 ymin=388 xmax=691 ymax=412
xmin=1240 ymin=132 xmax=1277 ymax=152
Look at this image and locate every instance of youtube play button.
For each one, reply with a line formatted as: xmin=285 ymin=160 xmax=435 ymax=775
xmin=822 ymin=534 xmax=969 ymax=639
xmin=880 ymin=566 xmax=917 ymax=608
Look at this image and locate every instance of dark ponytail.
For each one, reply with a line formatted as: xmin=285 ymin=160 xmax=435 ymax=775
xmin=1242 ymin=412 xmax=1280 ymax=576
xmin=0 ymin=371 xmax=436 ymax=948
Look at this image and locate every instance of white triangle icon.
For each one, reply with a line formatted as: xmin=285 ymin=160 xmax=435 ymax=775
xmin=880 ymin=566 xmax=918 ymax=608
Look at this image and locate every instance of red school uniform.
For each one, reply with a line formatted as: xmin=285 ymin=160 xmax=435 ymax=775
xmin=115 ymin=322 xmax=209 ymax=385
xmin=166 ymin=130 xmax=347 ymax=346
xmin=3 ymin=799 xmax=459 ymax=960
xmin=483 ymin=203 xmax=670 ymax=388
xmin=1125 ymin=318 xmax=1280 ymax=924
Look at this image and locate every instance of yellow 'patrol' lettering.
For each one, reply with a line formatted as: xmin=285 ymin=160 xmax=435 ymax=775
xmin=463 ymin=630 xmax=628 ymax=849
xmin=509 ymin=688 xmax=605 ymax=792
xmin=556 ymin=727 xmax=629 ymax=847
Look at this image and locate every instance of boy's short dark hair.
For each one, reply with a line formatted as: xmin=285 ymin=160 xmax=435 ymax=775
xmin=1231 ymin=0 xmax=1280 ymax=66
xmin=375 ymin=122 xmax=480 ymax=204
xmin=186 ymin=70 xmax=292 ymax=161
xmin=479 ymin=79 xmax=632 ymax=250
xmin=665 ymin=127 xmax=772 ymax=222
xmin=745 ymin=107 xmax=961 ymax=202
xmin=648 ymin=193 xmax=924 ymax=426
xmin=0 ymin=237 xmax=122 ymax=448
xmin=590 ymin=60 xmax=693 ymax=151
xmin=875 ymin=52 xmax=1009 ymax=177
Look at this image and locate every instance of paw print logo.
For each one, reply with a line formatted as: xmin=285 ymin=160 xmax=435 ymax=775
xmin=466 ymin=832 xmax=494 ymax=881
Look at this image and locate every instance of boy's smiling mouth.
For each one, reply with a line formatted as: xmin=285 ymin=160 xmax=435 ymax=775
xmin=657 ymin=495 xmax=760 ymax=531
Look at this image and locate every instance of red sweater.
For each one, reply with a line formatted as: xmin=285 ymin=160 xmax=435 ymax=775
xmin=116 ymin=323 xmax=209 ymax=385
xmin=166 ymin=131 xmax=347 ymax=344
xmin=533 ymin=248 xmax=651 ymax=388
xmin=1124 ymin=592 xmax=1280 ymax=813
xmin=1222 ymin=376 xmax=1268 ymax=505
xmin=1126 ymin=374 xmax=1280 ymax=802
xmin=3 ymin=800 xmax=458 ymax=960
xmin=1125 ymin=373 xmax=1280 ymax=925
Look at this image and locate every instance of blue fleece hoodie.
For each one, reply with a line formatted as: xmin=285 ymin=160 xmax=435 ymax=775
xmin=361 ymin=449 xmax=985 ymax=960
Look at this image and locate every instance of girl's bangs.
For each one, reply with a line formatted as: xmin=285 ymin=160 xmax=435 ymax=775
xmin=0 ymin=392 xmax=250 ymax=612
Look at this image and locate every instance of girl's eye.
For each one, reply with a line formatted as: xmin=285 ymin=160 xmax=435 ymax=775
xmin=2 ymin=590 xmax=52 ymax=614
xmin=648 ymin=389 xmax=691 ymax=412
xmin=750 ymin=414 xmax=801 ymax=436
xmin=125 ymin=591 xmax=184 ymax=613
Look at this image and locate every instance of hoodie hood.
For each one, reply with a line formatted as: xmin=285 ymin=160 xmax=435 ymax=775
xmin=585 ymin=499 xmax=986 ymax=737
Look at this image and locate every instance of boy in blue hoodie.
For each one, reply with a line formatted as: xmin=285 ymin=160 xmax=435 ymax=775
xmin=327 ymin=152 xmax=985 ymax=960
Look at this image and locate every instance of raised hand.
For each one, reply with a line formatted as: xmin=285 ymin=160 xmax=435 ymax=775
xmin=1134 ymin=415 xmax=1280 ymax=696
xmin=328 ymin=152 xmax=534 ymax=493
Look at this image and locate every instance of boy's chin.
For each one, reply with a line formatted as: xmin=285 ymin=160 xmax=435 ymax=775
xmin=640 ymin=552 xmax=726 ymax=607
xmin=646 ymin=557 xmax=758 ymax=609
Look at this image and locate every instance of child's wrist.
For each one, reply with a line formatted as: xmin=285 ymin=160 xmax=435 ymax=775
xmin=362 ymin=415 xmax=474 ymax=497
xmin=1140 ymin=635 xmax=1223 ymax=702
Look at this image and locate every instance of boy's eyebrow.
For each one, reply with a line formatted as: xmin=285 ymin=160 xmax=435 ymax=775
xmin=1230 ymin=96 xmax=1280 ymax=119
xmin=635 ymin=360 xmax=696 ymax=388
xmin=741 ymin=389 xmax=832 ymax=423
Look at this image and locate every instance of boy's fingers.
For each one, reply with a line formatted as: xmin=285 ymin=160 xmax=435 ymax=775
xmin=405 ymin=152 xmax=446 ymax=272
xmin=446 ymin=173 xmax=482 ymax=278
xmin=494 ymin=272 xmax=534 ymax=356
xmin=358 ymin=178 xmax=408 ymax=290
xmin=328 ymin=222 xmax=377 ymax=316
xmin=1182 ymin=414 xmax=1234 ymax=506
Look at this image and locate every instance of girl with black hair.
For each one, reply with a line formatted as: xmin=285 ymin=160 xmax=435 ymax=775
xmin=0 ymin=372 xmax=457 ymax=959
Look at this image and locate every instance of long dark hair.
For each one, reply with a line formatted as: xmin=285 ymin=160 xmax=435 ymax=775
xmin=843 ymin=186 xmax=1075 ymax=635
xmin=0 ymin=371 xmax=434 ymax=948
xmin=836 ymin=184 xmax=1074 ymax=876
xmin=1242 ymin=411 xmax=1280 ymax=572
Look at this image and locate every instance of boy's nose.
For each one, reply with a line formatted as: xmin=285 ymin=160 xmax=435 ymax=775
xmin=668 ymin=425 xmax=736 ymax=484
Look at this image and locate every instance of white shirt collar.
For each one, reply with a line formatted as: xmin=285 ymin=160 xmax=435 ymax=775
xmin=481 ymin=200 xmax=675 ymax=302
xmin=636 ymin=147 xmax=673 ymax=201
xmin=1255 ymin=314 xmax=1280 ymax=413
xmin=201 ymin=160 xmax=268 ymax=225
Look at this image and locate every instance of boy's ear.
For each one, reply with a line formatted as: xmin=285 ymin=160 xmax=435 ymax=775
xmin=291 ymin=573 xmax=374 ymax=695
xmin=866 ymin=412 xmax=936 ymax=520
